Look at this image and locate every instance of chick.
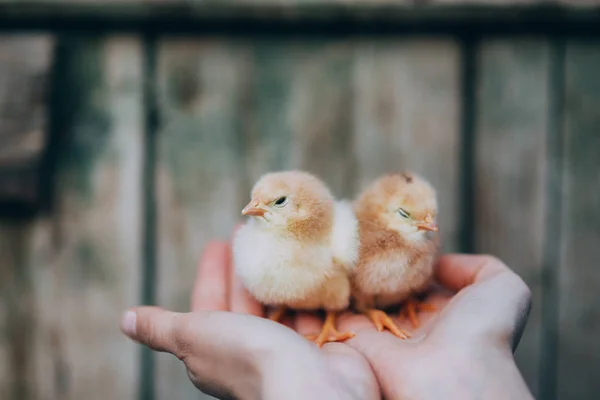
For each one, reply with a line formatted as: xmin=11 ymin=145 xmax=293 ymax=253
xmin=351 ymin=172 xmax=440 ymax=338
xmin=233 ymin=170 xmax=359 ymax=347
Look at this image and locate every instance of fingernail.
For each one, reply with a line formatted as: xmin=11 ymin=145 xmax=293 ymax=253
xmin=121 ymin=310 xmax=137 ymax=336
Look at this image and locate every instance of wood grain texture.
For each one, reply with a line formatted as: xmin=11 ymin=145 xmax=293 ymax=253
xmin=474 ymin=39 xmax=549 ymax=398
xmin=557 ymin=41 xmax=600 ymax=400
xmin=352 ymin=38 xmax=461 ymax=252
xmin=155 ymin=38 xmax=355 ymax=399
xmin=25 ymin=36 xmax=143 ymax=400
xmin=244 ymin=39 xmax=355 ymax=198
xmin=0 ymin=35 xmax=53 ymax=204
xmin=0 ymin=222 xmax=37 ymax=400
xmin=155 ymin=39 xmax=249 ymax=400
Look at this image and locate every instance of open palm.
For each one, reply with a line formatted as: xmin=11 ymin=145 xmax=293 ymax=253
xmin=192 ymin=235 xmax=532 ymax=400
xmin=191 ymin=241 xmax=379 ymax=399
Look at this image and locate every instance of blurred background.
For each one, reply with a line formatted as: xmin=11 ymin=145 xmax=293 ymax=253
xmin=0 ymin=1 xmax=599 ymax=399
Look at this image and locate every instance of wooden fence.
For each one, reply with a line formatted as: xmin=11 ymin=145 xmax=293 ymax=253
xmin=0 ymin=2 xmax=599 ymax=399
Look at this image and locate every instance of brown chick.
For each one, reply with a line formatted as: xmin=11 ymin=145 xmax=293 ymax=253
xmin=351 ymin=172 xmax=440 ymax=338
xmin=233 ymin=170 xmax=359 ymax=347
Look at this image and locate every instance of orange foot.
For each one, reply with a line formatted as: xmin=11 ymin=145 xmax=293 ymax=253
xmin=268 ymin=306 xmax=287 ymax=323
xmin=304 ymin=311 xmax=355 ymax=348
xmin=366 ymin=309 xmax=410 ymax=339
xmin=399 ymin=297 xmax=437 ymax=328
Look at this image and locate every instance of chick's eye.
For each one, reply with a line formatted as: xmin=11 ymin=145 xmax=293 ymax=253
xmin=273 ymin=196 xmax=288 ymax=207
xmin=398 ymin=208 xmax=410 ymax=218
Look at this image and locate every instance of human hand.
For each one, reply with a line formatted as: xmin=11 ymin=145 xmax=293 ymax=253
xmin=181 ymin=232 xmax=533 ymax=400
xmin=337 ymin=254 xmax=534 ymax=400
xmin=120 ymin=240 xmax=379 ymax=400
xmin=179 ymin=231 xmax=533 ymax=400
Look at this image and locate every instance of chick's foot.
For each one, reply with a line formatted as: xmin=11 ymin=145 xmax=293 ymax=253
xmin=304 ymin=311 xmax=355 ymax=348
xmin=267 ymin=306 xmax=287 ymax=323
xmin=399 ymin=297 xmax=437 ymax=328
xmin=366 ymin=309 xmax=410 ymax=339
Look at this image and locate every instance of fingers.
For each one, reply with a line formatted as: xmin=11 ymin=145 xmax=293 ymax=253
xmin=429 ymin=254 xmax=532 ymax=351
xmin=192 ymin=224 xmax=263 ymax=316
xmin=230 ymin=274 xmax=264 ymax=316
xmin=435 ymin=254 xmax=507 ymax=291
xmin=191 ymin=241 xmax=230 ymax=312
xmin=229 ymin=223 xmax=263 ymax=316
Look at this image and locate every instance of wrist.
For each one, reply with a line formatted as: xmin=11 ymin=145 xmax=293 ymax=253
xmin=427 ymin=346 xmax=533 ymax=400
xmin=474 ymin=347 xmax=533 ymax=400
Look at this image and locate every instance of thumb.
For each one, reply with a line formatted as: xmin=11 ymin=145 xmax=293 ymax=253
xmin=121 ymin=306 xmax=310 ymax=361
xmin=120 ymin=306 xmax=189 ymax=358
xmin=120 ymin=307 xmax=314 ymax=399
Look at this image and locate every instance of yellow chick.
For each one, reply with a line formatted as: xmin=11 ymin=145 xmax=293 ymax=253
xmin=233 ymin=170 xmax=359 ymax=347
xmin=351 ymin=172 xmax=440 ymax=338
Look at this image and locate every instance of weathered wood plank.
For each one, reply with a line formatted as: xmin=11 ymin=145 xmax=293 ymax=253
xmin=244 ymin=39 xmax=355 ymax=197
xmin=2 ymin=0 xmax=600 ymax=36
xmin=2 ymin=0 xmax=600 ymax=8
xmin=430 ymin=0 xmax=600 ymax=5
xmin=0 ymin=35 xmax=53 ymax=206
xmin=155 ymin=39 xmax=250 ymax=400
xmin=352 ymin=38 xmax=461 ymax=252
xmin=0 ymin=222 xmax=37 ymax=400
xmin=474 ymin=39 xmax=550 ymax=398
xmin=26 ymin=36 xmax=143 ymax=400
xmin=557 ymin=41 xmax=600 ymax=400
xmin=155 ymin=38 xmax=355 ymax=399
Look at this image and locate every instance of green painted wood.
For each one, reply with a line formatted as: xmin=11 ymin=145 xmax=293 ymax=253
xmin=352 ymin=38 xmax=461 ymax=252
xmin=25 ymin=36 xmax=144 ymax=400
xmin=474 ymin=39 xmax=550 ymax=398
xmin=0 ymin=35 xmax=53 ymax=395
xmin=0 ymin=35 xmax=53 ymax=207
xmin=557 ymin=41 xmax=600 ymax=400
xmin=155 ymin=39 xmax=250 ymax=400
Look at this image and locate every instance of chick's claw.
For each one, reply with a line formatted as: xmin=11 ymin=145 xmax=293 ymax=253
xmin=366 ymin=309 xmax=410 ymax=339
xmin=267 ymin=306 xmax=287 ymax=323
xmin=305 ymin=312 xmax=355 ymax=348
xmin=400 ymin=298 xmax=437 ymax=328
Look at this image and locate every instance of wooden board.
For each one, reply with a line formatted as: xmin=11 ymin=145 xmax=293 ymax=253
xmin=0 ymin=34 xmax=53 ymax=398
xmin=352 ymin=38 xmax=461 ymax=252
xmin=24 ymin=36 xmax=144 ymax=400
xmin=155 ymin=39 xmax=250 ymax=400
xmin=2 ymin=0 xmax=599 ymax=8
xmin=155 ymin=38 xmax=355 ymax=399
xmin=474 ymin=39 xmax=550 ymax=398
xmin=0 ymin=228 xmax=6 ymax=395
xmin=0 ymin=222 xmax=37 ymax=399
xmin=0 ymin=35 xmax=53 ymax=206
xmin=557 ymin=41 xmax=600 ymax=400
xmin=243 ymin=39 xmax=355 ymax=197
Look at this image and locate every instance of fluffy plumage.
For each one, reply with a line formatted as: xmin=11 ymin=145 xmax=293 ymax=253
xmin=351 ymin=171 xmax=440 ymax=337
xmin=233 ymin=170 xmax=359 ymax=346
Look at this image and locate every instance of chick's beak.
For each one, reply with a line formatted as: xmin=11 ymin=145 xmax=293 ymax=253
xmin=416 ymin=213 xmax=438 ymax=232
xmin=241 ymin=199 xmax=266 ymax=217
